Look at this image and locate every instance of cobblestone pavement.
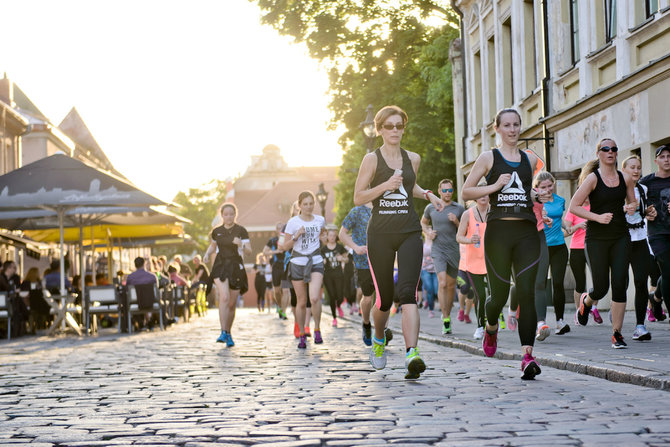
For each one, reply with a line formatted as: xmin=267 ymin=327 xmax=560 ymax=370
xmin=2 ymin=309 xmax=670 ymax=446
xmin=353 ymin=304 xmax=670 ymax=390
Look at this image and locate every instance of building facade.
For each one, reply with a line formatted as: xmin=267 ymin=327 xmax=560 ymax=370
xmin=451 ymin=0 xmax=670 ymax=198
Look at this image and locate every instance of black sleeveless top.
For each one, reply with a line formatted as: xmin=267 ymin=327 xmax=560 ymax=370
xmin=367 ymin=148 xmax=421 ymax=234
xmin=486 ymin=149 xmax=536 ymax=223
xmin=586 ymin=170 xmax=628 ymax=241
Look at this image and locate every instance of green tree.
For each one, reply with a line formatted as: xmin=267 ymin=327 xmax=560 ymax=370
xmin=250 ymin=0 xmax=459 ymax=224
xmin=171 ymin=180 xmax=228 ymax=253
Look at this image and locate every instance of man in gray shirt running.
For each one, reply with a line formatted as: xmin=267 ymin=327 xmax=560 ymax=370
xmin=421 ymin=179 xmax=465 ymax=334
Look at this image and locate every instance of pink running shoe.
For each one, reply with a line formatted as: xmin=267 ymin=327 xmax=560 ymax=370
xmin=591 ymin=308 xmax=603 ymax=325
xmin=457 ymin=309 xmax=465 ymax=322
xmin=464 ymin=314 xmax=472 ymax=324
xmin=428 ymin=310 xmax=435 ymax=318
xmin=507 ymin=308 xmax=518 ymax=332
xmin=521 ymin=354 xmax=542 ymax=380
xmin=482 ymin=328 xmax=498 ymax=357
xmin=332 ymin=318 xmax=338 ymax=327
xmin=647 ymin=308 xmax=657 ymax=323
xmin=337 ymin=306 xmax=344 ymax=318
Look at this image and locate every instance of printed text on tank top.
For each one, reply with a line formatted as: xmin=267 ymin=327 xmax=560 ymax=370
xmin=486 ymin=148 xmax=536 ymax=222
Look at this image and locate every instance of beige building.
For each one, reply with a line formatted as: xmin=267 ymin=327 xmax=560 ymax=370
xmin=451 ymin=0 xmax=670 ymax=197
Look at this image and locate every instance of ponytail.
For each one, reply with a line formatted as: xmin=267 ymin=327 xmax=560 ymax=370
xmin=578 ymin=159 xmax=599 ymax=186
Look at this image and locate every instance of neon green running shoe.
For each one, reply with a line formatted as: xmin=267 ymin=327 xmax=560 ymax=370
xmin=369 ymin=337 xmax=387 ymax=370
xmin=499 ymin=312 xmax=506 ymax=330
xmin=405 ymin=347 xmax=426 ymax=379
xmin=442 ymin=317 xmax=452 ymax=335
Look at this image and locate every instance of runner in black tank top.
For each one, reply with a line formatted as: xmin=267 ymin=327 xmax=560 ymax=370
xmin=462 ymin=109 xmax=549 ymax=380
xmin=569 ymin=138 xmax=637 ymax=348
xmin=353 ymin=105 xmax=444 ymax=380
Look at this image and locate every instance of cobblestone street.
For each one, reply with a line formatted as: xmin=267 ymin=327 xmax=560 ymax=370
xmin=2 ymin=309 xmax=670 ymax=446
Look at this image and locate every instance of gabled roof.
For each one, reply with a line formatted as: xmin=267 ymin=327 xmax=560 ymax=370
xmin=12 ymin=84 xmax=50 ymax=122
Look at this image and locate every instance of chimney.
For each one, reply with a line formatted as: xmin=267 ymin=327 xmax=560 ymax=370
xmin=0 ymin=73 xmax=14 ymax=107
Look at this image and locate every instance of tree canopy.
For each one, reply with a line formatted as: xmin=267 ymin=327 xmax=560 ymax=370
xmin=251 ymin=0 xmax=459 ymax=223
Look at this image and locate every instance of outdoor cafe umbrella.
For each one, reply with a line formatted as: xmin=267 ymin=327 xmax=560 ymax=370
xmin=0 ymin=153 xmax=167 ymax=296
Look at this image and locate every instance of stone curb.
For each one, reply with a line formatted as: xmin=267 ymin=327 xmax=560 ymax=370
xmin=341 ymin=314 xmax=670 ymax=391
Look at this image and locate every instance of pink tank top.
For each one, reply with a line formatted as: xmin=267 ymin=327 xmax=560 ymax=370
xmin=464 ymin=207 xmax=487 ymax=275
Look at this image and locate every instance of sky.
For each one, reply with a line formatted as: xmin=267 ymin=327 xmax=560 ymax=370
xmin=0 ymin=0 xmax=343 ymax=201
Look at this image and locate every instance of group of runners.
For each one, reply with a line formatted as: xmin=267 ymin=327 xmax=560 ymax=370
xmin=203 ymin=104 xmax=670 ymax=381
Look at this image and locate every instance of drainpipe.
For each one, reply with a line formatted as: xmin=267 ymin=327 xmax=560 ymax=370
xmin=451 ymin=0 xmax=468 ymax=165
xmin=541 ymin=0 xmax=552 ymax=172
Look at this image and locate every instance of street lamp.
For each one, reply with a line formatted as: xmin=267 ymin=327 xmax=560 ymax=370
xmin=360 ymin=104 xmax=377 ymax=153
xmin=316 ymin=182 xmax=328 ymax=219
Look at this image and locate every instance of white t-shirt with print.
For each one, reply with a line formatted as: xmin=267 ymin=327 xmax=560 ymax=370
xmin=285 ymin=214 xmax=325 ymax=266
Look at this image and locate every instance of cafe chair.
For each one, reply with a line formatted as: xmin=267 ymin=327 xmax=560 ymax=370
xmin=0 ymin=292 xmax=11 ymax=340
xmin=86 ymin=285 xmax=122 ymax=334
xmin=127 ymin=283 xmax=164 ymax=333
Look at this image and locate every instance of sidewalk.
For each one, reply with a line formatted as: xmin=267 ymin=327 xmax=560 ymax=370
xmin=342 ymin=304 xmax=670 ymax=390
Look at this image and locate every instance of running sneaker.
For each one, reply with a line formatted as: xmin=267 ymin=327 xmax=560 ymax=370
xmin=473 ymin=326 xmax=485 ymax=340
xmin=390 ymin=305 xmax=397 ymax=316
xmin=464 ymin=314 xmax=472 ymax=324
xmin=591 ymin=307 xmax=603 ymax=325
xmin=442 ymin=317 xmax=452 ymax=335
xmin=612 ymin=330 xmax=627 ymax=349
xmin=362 ymin=322 xmax=372 ymax=346
xmin=555 ymin=320 xmax=571 ymax=335
xmin=482 ymin=327 xmax=498 ymax=357
xmin=507 ymin=308 xmax=518 ymax=332
xmin=294 ymin=322 xmax=300 ymax=338
xmin=428 ymin=310 xmax=435 ymax=318
xmin=314 ymin=330 xmax=323 ymax=344
xmin=226 ymin=333 xmax=235 ymax=347
xmin=279 ymin=309 xmax=288 ymax=320
xmin=332 ymin=318 xmax=338 ymax=328
xmin=305 ymin=326 xmax=311 ymax=337
xmin=216 ymin=331 xmax=228 ymax=343
xmin=384 ymin=327 xmax=394 ymax=346
xmin=536 ymin=323 xmax=551 ymax=341
xmin=298 ymin=335 xmax=307 ymax=349
xmin=499 ymin=312 xmax=506 ymax=330
xmin=337 ymin=306 xmax=344 ymax=318
xmin=370 ymin=337 xmax=387 ymax=370
xmin=521 ymin=354 xmax=542 ymax=380
xmin=647 ymin=308 xmax=657 ymax=323
xmin=575 ymin=292 xmax=591 ymax=326
xmin=457 ymin=309 xmax=465 ymax=322
xmin=404 ymin=348 xmax=426 ymax=380
xmin=632 ymin=325 xmax=651 ymax=341
xmin=651 ymin=298 xmax=666 ymax=321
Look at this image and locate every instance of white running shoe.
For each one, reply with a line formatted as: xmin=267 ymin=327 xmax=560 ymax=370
xmin=536 ymin=322 xmax=551 ymax=341
xmin=473 ymin=326 xmax=485 ymax=340
xmin=369 ymin=337 xmax=387 ymax=370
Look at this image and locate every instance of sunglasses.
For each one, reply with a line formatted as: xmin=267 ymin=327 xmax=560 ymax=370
xmin=441 ymin=188 xmax=453 ymax=193
xmin=382 ymin=123 xmax=405 ymax=131
xmin=600 ymin=146 xmax=618 ymax=153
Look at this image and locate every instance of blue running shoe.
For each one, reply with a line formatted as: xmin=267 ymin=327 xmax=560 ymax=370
xmin=362 ymin=322 xmax=372 ymax=346
xmin=226 ymin=333 xmax=235 ymax=347
xmin=216 ymin=331 xmax=228 ymax=343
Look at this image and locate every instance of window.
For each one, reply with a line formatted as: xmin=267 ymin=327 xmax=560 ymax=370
xmin=502 ymin=18 xmax=514 ymax=105
xmin=646 ymin=0 xmax=659 ymax=18
xmin=604 ymin=0 xmax=617 ymax=43
xmin=487 ymin=36 xmax=496 ymax=121
xmin=473 ymin=51 xmax=483 ymax=129
xmin=569 ymin=0 xmax=580 ymax=64
xmin=523 ymin=0 xmax=537 ymax=93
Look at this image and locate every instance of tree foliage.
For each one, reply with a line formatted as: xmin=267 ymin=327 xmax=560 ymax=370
xmin=170 ymin=180 xmax=228 ymax=254
xmin=251 ymin=0 xmax=459 ymax=224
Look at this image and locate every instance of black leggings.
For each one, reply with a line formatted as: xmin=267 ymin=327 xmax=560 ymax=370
xmin=585 ymin=237 xmax=631 ymax=303
xmin=484 ymin=220 xmax=540 ymax=347
xmin=548 ymin=244 xmax=568 ymax=321
xmin=533 ymin=232 xmax=549 ymax=321
xmin=569 ymin=248 xmax=588 ymax=294
xmin=627 ymin=240 xmax=651 ymax=325
xmin=465 ymin=271 xmax=487 ymax=328
xmin=323 ymin=270 xmax=344 ymax=317
xmin=653 ymin=250 xmax=670 ymax=311
xmin=368 ymin=230 xmax=422 ymax=312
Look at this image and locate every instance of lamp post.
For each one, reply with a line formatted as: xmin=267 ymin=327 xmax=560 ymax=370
xmin=360 ymin=104 xmax=377 ymax=153
xmin=316 ymin=182 xmax=328 ymax=219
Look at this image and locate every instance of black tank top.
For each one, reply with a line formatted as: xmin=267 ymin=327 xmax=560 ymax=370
xmin=368 ymin=148 xmax=421 ymax=234
xmin=486 ymin=148 xmax=536 ymax=223
xmin=586 ymin=169 xmax=628 ymax=241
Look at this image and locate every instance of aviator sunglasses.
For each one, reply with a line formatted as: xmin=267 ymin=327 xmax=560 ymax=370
xmin=599 ymin=146 xmax=618 ymax=153
xmin=382 ymin=123 xmax=405 ymax=131
xmin=441 ymin=188 xmax=454 ymax=193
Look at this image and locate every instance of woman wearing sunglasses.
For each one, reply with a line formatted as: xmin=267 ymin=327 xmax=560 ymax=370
xmin=461 ymin=108 xmax=549 ymax=380
xmin=569 ymin=138 xmax=637 ymax=348
xmin=353 ymin=105 xmax=444 ymax=379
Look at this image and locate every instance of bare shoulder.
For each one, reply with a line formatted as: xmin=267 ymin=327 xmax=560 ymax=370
xmin=405 ymin=150 xmax=421 ymax=162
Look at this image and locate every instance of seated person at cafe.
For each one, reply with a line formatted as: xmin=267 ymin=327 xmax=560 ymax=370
xmin=19 ymin=267 xmax=52 ymax=330
xmin=190 ymin=255 xmax=209 ymax=289
xmin=44 ymin=260 xmax=71 ymax=294
xmin=168 ymin=264 xmax=187 ymax=286
xmin=126 ymin=257 xmax=158 ymax=286
xmin=173 ymin=255 xmax=192 ymax=280
xmin=96 ymin=273 xmax=110 ymax=286
xmin=1 ymin=261 xmax=29 ymax=336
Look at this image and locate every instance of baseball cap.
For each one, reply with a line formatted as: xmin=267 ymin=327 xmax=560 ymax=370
xmin=655 ymin=145 xmax=670 ymax=157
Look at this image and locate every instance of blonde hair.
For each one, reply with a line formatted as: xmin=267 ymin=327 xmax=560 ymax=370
xmin=533 ymin=171 xmax=555 ymax=188
xmin=622 ymin=154 xmax=641 ymax=169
